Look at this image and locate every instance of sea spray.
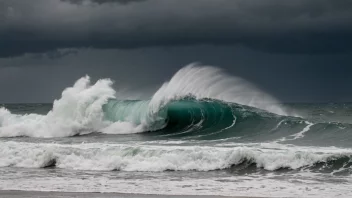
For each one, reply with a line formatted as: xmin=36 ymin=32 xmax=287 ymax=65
xmin=149 ymin=64 xmax=288 ymax=116
xmin=0 ymin=76 xmax=116 ymax=137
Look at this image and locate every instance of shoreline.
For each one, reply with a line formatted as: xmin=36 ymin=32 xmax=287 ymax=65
xmin=0 ymin=190 xmax=261 ymax=198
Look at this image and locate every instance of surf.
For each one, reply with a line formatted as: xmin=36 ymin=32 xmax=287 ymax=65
xmin=1 ymin=141 xmax=352 ymax=174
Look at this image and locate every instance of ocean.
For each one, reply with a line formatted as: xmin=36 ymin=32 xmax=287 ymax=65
xmin=0 ymin=65 xmax=351 ymax=197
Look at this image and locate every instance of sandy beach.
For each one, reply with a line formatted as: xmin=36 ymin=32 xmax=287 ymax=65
xmin=0 ymin=191 xmax=259 ymax=198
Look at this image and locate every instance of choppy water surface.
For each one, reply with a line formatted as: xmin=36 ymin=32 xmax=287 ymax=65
xmin=1 ymin=65 xmax=352 ymax=197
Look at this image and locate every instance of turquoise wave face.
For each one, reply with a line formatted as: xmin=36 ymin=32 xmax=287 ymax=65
xmin=102 ymin=99 xmax=167 ymax=131
xmin=102 ymin=98 xmax=236 ymax=132
xmin=102 ymin=98 xmax=290 ymax=139
xmin=162 ymin=99 xmax=236 ymax=135
xmin=102 ymin=98 xmax=352 ymax=147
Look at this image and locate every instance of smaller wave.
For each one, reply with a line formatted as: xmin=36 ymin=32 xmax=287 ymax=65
xmin=1 ymin=141 xmax=351 ymax=174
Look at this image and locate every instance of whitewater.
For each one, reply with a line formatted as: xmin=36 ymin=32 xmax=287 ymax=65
xmin=1 ymin=64 xmax=352 ymax=197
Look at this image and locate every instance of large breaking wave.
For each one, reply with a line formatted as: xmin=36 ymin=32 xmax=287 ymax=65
xmin=0 ymin=64 xmax=290 ymax=138
xmin=0 ymin=63 xmax=350 ymax=144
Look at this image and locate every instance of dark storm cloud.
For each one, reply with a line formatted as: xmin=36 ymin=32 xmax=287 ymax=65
xmin=1 ymin=0 xmax=352 ymax=57
xmin=1 ymin=46 xmax=352 ymax=103
xmin=61 ymin=0 xmax=146 ymax=5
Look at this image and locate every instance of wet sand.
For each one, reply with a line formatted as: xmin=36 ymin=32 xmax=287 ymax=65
xmin=0 ymin=190 xmax=259 ymax=198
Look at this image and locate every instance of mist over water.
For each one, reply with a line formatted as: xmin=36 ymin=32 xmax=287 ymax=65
xmin=0 ymin=64 xmax=352 ymax=197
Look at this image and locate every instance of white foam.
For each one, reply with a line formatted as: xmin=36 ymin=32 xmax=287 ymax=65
xmin=0 ymin=141 xmax=352 ymax=197
xmin=0 ymin=76 xmax=118 ymax=137
xmin=0 ymin=141 xmax=350 ymax=172
xmin=1 ymin=171 xmax=352 ymax=198
xmin=101 ymin=121 xmax=145 ymax=134
xmin=275 ymin=121 xmax=314 ymax=142
xmin=290 ymin=121 xmax=314 ymax=140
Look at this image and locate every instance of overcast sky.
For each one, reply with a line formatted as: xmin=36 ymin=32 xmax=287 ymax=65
xmin=0 ymin=0 xmax=351 ymax=103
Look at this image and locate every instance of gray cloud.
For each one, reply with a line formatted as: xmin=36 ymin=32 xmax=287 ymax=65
xmin=1 ymin=0 xmax=352 ymax=57
xmin=1 ymin=46 xmax=352 ymax=103
xmin=61 ymin=0 xmax=146 ymax=5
